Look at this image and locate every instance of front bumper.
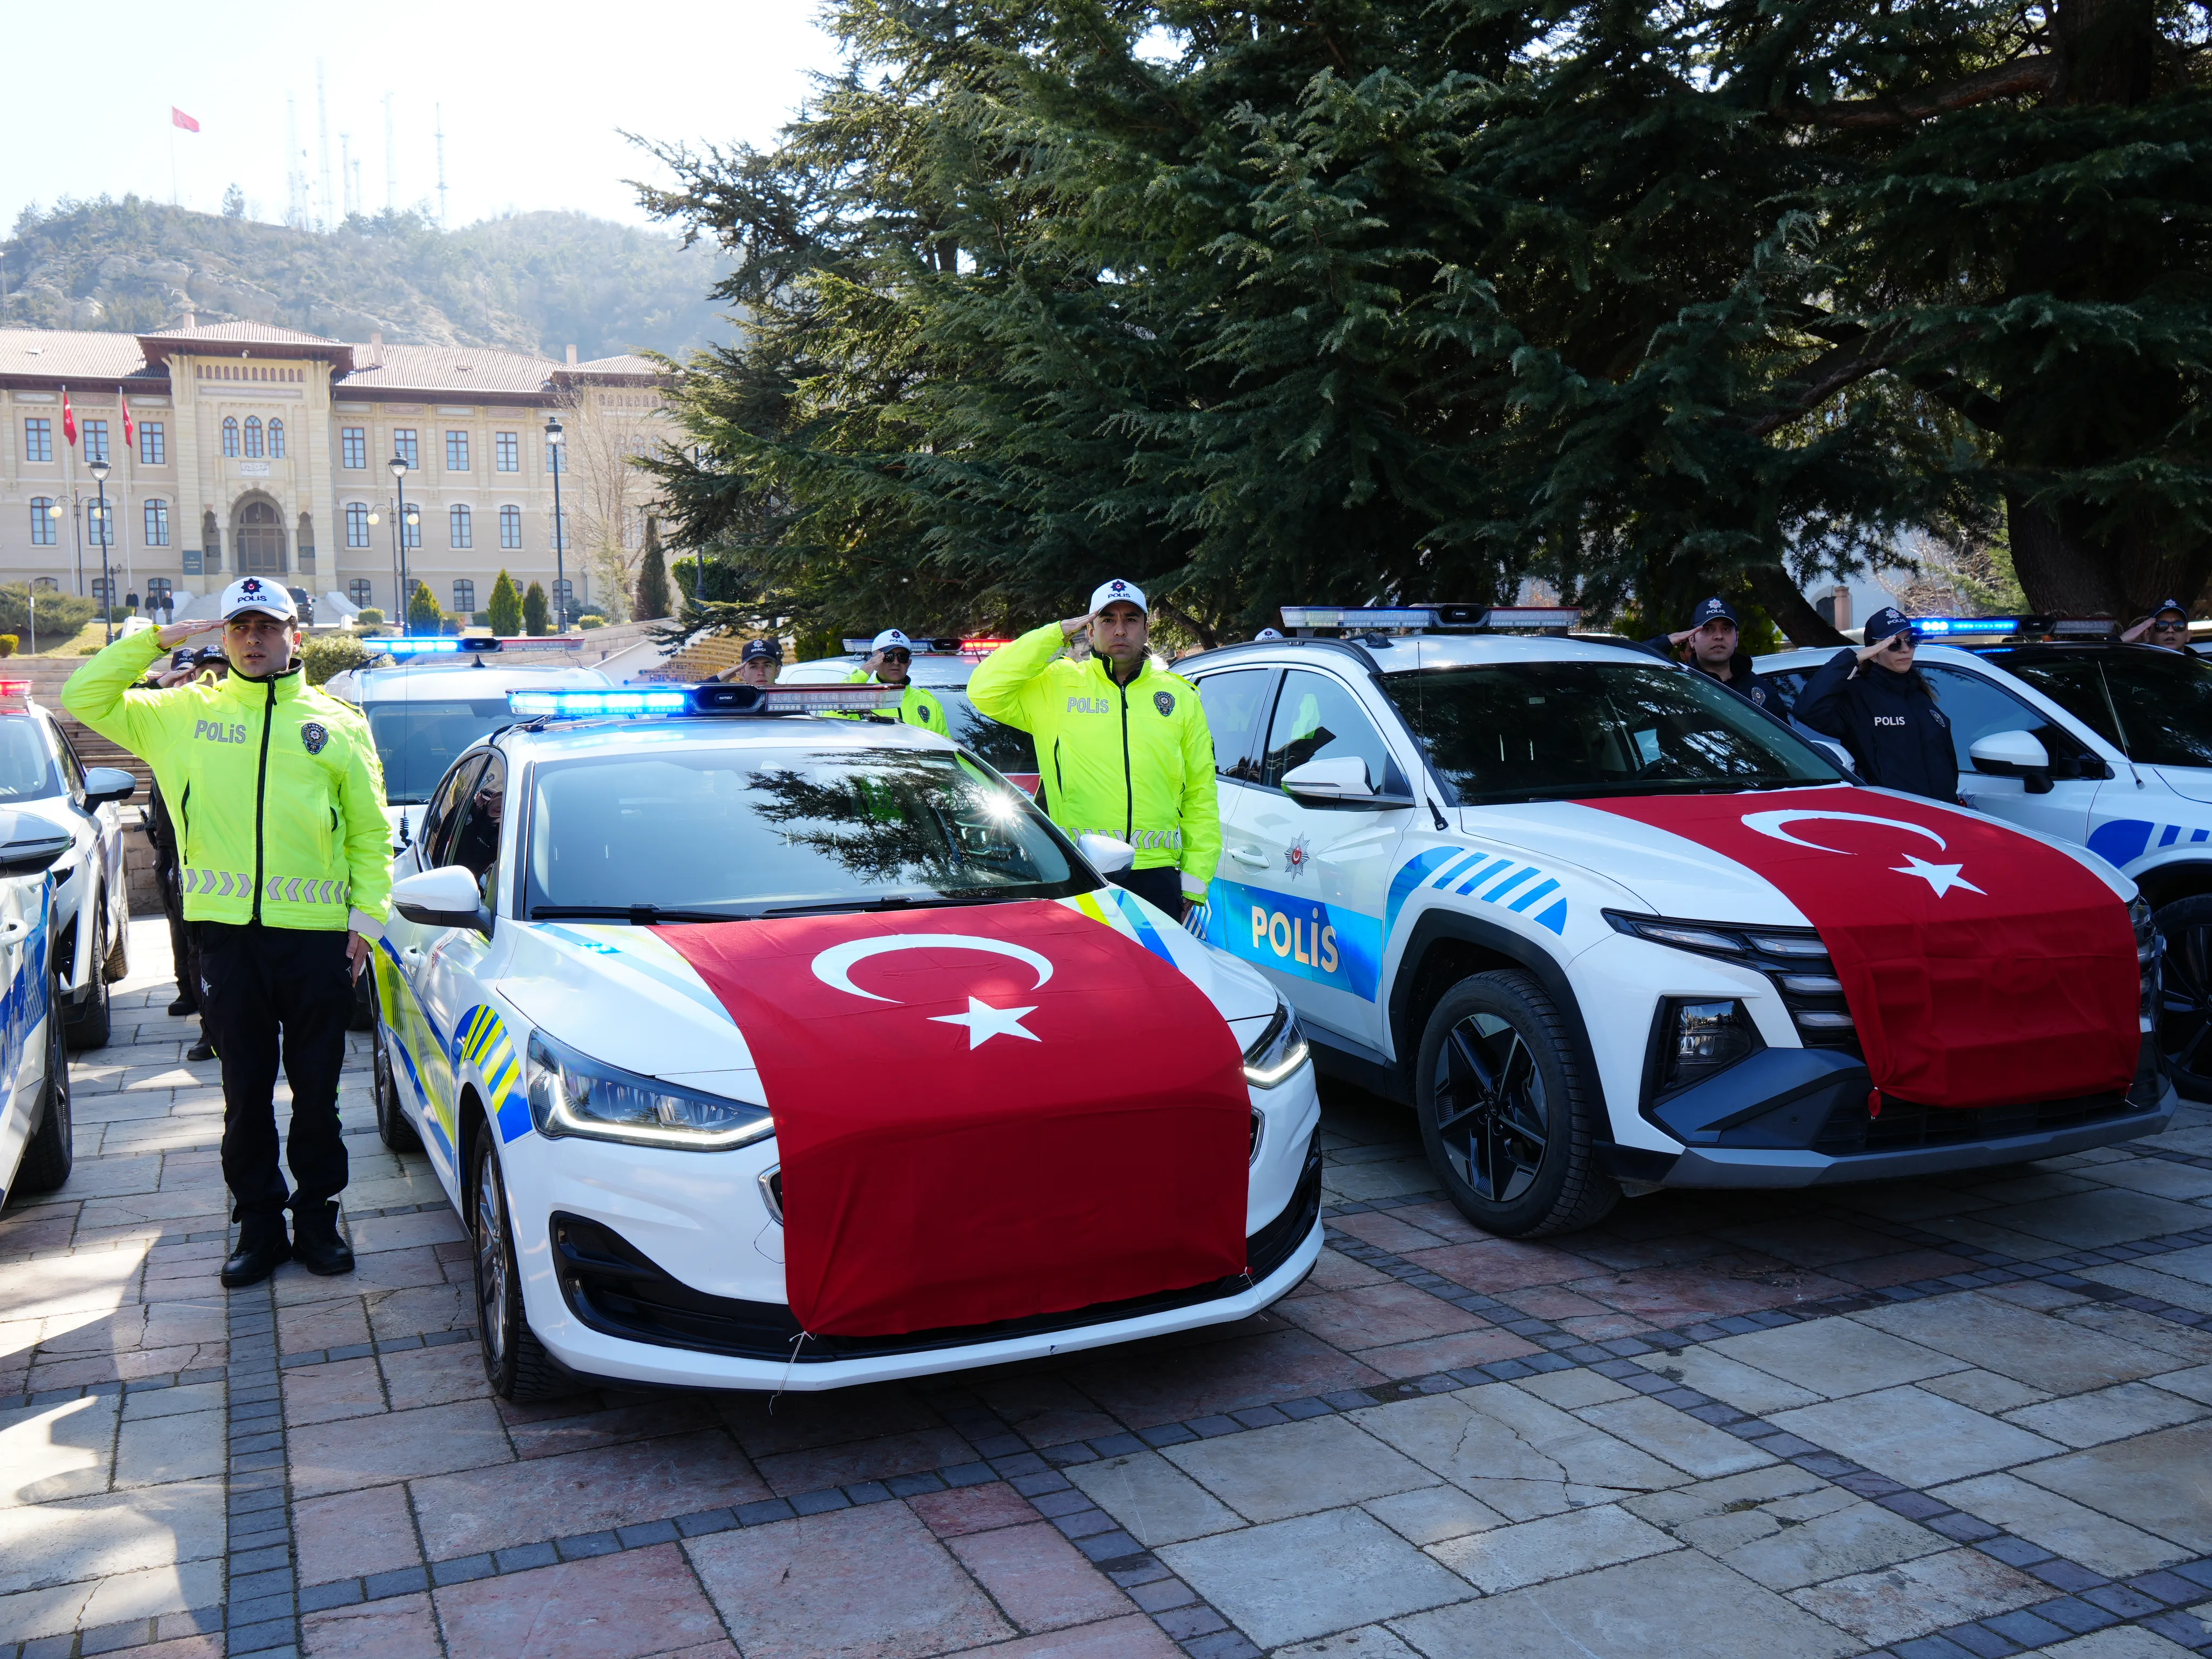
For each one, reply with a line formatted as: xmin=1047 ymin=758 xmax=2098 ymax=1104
xmin=1602 ymin=1037 xmax=2175 ymax=1190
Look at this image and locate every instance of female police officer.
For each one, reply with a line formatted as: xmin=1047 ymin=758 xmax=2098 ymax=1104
xmin=1795 ymin=605 xmax=1958 ymax=801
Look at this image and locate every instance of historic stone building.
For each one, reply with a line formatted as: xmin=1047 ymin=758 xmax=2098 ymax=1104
xmin=0 ymin=319 xmax=675 ymax=623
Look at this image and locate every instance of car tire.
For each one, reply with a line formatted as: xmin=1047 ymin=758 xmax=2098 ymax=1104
xmin=372 ymin=1008 xmax=422 ymax=1154
xmin=2155 ymin=894 xmax=2212 ymax=1100
xmin=65 ymin=915 xmax=111 ymax=1052
xmin=102 ymin=901 xmax=129 ymax=983
xmin=470 ymin=1132 xmax=569 ymax=1402
xmin=1414 ymin=969 xmax=1619 ymax=1238
xmin=14 ymin=976 xmax=73 ymax=1196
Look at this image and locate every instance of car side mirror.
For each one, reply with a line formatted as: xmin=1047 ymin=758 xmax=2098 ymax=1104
xmin=0 ymin=812 xmax=73 ymax=876
xmin=1077 ymin=833 xmax=1136 ymax=874
xmin=82 ymin=766 xmax=137 ymax=808
xmin=1970 ymin=730 xmax=2054 ymax=795
xmin=1283 ymin=756 xmax=1375 ymax=805
xmin=391 ymin=864 xmax=489 ymax=932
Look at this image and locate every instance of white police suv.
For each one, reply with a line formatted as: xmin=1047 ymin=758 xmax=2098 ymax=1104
xmin=1176 ymin=606 xmax=2171 ymax=1238
xmin=1760 ymin=617 xmax=2212 ymax=1098
xmin=368 ymin=680 xmax=1319 ymax=1398
xmin=0 ymin=811 xmax=82 ymax=1209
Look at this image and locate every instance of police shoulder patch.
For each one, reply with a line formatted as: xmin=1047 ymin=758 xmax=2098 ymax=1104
xmin=1154 ymin=690 xmax=1175 ymax=717
xmin=300 ymin=720 xmax=328 ymax=756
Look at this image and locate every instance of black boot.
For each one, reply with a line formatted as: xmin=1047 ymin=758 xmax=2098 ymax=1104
xmin=167 ymin=992 xmax=198 ymax=1016
xmin=292 ymin=1201 xmax=355 ymax=1276
xmin=221 ymin=1213 xmax=291 ymax=1288
xmin=186 ymin=1034 xmax=215 ymax=1062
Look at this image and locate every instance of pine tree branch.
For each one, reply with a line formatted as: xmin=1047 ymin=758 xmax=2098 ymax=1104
xmin=1775 ymin=56 xmax=2058 ymax=129
xmin=1748 ymin=336 xmax=1901 ymax=439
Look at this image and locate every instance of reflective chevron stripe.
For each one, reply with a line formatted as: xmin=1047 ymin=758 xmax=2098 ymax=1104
xmin=182 ymin=867 xmax=347 ymax=907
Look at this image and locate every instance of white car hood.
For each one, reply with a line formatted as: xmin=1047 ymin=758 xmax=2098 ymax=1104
xmin=2153 ymin=766 xmax=2212 ymax=806
xmin=491 ymin=888 xmax=1279 ymax=1092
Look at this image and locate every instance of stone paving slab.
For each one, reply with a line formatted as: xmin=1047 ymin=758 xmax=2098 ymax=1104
xmin=3 ymin=918 xmax=2211 ymax=1657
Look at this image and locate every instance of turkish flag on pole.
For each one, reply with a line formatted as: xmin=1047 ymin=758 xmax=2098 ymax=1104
xmin=658 ymin=900 xmax=1251 ymax=1336
xmin=60 ymin=391 xmax=75 ymax=447
xmin=119 ymin=394 xmax=134 ymax=450
xmin=171 ymin=108 xmax=199 ymax=133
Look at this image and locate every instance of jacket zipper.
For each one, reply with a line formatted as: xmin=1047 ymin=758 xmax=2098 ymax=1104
xmin=1117 ymin=670 xmax=1134 ymax=841
xmin=251 ymin=679 xmax=275 ymax=923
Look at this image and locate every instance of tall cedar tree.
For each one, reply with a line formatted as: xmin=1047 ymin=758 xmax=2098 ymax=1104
xmin=522 ymin=582 xmax=551 ymax=636
xmin=633 ymin=521 xmax=673 ymax=620
xmin=406 ymin=580 xmax=443 ymax=637
xmin=488 ymin=570 xmax=524 ymax=637
xmin=637 ymin=0 xmax=2212 ymax=643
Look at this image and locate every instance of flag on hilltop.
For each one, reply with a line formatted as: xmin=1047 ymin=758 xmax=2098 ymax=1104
xmin=60 ymin=391 xmax=75 ymax=447
xmin=171 ymin=109 xmax=199 ymax=133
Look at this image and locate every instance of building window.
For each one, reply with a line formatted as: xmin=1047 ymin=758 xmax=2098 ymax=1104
xmin=552 ymin=578 xmax=574 ymax=614
xmin=85 ymin=501 xmax=112 ymax=547
xmin=144 ymin=500 xmax=170 ymax=546
xmin=268 ymin=419 xmax=286 ymax=459
xmin=342 ymin=427 xmax=366 ymax=469
xmin=222 ymin=417 xmax=239 ymax=457
xmin=345 ymin=503 xmax=371 ymax=548
xmin=402 ymin=511 xmax=420 ymax=550
xmin=24 ymin=419 xmax=51 ymax=463
xmin=449 ymin=504 xmax=472 ymax=548
xmin=243 ymin=416 xmax=264 ymax=458
xmin=495 ymin=431 xmax=518 ymax=472
xmin=348 ymin=579 xmax=373 ymax=608
xmin=83 ymin=420 xmax=108 ymax=464
xmin=29 ymin=498 xmax=55 ymax=546
xmin=139 ymin=421 xmax=166 ymax=466
xmin=393 ymin=429 xmax=419 ymax=469
xmin=453 ymin=579 xmax=476 ymax=614
xmin=499 ymin=504 xmax=522 ymax=549
xmin=446 ymin=430 xmax=470 ymax=470
xmin=91 ymin=577 xmax=114 ymax=606
xmin=546 ymin=441 xmax=563 ymax=474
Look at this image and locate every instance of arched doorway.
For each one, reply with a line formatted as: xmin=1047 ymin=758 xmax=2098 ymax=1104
xmin=235 ymin=500 xmax=287 ymax=576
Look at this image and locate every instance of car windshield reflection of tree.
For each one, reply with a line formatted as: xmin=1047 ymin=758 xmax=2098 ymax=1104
xmin=2005 ymin=651 xmax=2212 ymax=769
xmin=525 ymin=750 xmax=1086 ymax=916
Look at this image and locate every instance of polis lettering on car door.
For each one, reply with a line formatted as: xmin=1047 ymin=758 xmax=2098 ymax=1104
xmin=1253 ymin=901 xmax=1340 ymax=974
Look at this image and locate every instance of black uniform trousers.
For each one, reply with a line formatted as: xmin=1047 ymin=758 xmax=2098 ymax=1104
xmin=1109 ymin=865 xmax=1186 ymax=918
xmin=148 ymin=786 xmax=204 ymax=1019
xmin=197 ymin=921 xmax=353 ymax=1221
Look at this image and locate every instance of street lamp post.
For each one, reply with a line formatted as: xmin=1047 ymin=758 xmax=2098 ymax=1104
xmin=388 ymin=455 xmax=412 ymax=633
xmin=690 ymin=444 xmax=707 ymax=605
xmin=545 ymin=416 xmax=567 ymax=632
xmin=87 ymin=460 xmax=113 ymax=645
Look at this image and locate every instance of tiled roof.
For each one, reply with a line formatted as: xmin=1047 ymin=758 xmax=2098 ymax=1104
xmin=339 ymin=345 xmax=559 ymax=396
xmin=139 ymin=320 xmax=343 ymax=346
xmin=565 ymin=354 xmax=665 ymax=379
xmin=0 ymin=329 xmax=154 ymax=380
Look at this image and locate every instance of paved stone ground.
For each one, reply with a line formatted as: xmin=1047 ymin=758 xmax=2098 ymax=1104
xmin=5 ymin=917 xmax=2212 ymax=1658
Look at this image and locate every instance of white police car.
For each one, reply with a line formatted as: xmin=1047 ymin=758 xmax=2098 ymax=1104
xmin=0 ymin=811 xmax=82 ymax=1209
xmin=1760 ymin=617 xmax=2212 ymax=1097
xmin=1176 ymin=606 xmax=2171 ymax=1238
xmin=367 ymin=680 xmax=1319 ymax=1398
xmin=780 ymin=636 xmax=1041 ymax=786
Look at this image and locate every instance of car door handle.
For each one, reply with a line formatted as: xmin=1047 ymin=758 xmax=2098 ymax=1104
xmin=0 ymin=919 xmax=28 ymax=945
xmin=400 ymin=946 xmax=425 ymax=965
xmin=1229 ymin=847 xmax=1269 ymax=868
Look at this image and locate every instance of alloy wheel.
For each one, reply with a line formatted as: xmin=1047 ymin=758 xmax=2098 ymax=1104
xmin=474 ymin=1150 xmax=510 ymax=1371
xmin=2162 ymin=916 xmax=2212 ymax=1090
xmin=1431 ymin=1011 xmax=1549 ymax=1204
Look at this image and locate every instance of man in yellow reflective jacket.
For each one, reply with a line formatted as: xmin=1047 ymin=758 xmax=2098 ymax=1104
xmin=968 ymin=579 xmax=1219 ymax=918
xmin=65 ymin=577 xmax=392 ymax=1289
xmin=842 ymin=629 xmax=947 ymax=733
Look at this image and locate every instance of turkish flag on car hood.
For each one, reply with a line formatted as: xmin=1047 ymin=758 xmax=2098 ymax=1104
xmin=659 ymin=899 xmax=1250 ymax=1337
xmin=1580 ymin=788 xmax=2140 ymax=1109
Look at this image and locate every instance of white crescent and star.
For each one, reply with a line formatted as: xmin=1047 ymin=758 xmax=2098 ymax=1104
xmin=810 ymin=933 xmax=1055 ymax=1047
xmin=1740 ymin=808 xmax=1984 ymax=898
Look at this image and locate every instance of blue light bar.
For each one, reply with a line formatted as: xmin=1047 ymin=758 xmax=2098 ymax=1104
xmin=363 ymin=637 xmax=469 ymax=654
xmin=1911 ymin=615 xmax=2054 ymax=638
xmin=509 ymin=689 xmax=690 ymax=717
xmin=507 ymin=683 xmax=905 ymax=720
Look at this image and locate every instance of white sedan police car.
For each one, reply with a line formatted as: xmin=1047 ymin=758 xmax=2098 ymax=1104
xmin=1176 ymin=607 xmax=2170 ymax=1238
xmin=369 ymin=682 xmax=1319 ymax=1399
xmin=0 ymin=811 xmax=82 ymax=1210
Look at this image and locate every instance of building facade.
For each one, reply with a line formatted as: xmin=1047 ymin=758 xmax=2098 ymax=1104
xmin=0 ymin=319 xmax=675 ymax=622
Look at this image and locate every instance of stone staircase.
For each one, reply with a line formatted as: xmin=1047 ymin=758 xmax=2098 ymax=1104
xmin=640 ymin=632 xmax=760 ymax=683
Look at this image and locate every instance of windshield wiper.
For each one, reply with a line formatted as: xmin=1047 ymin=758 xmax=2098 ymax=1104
xmin=759 ymin=894 xmax=1006 ymax=918
xmin=529 ymin=905 xmax=752 ymax=925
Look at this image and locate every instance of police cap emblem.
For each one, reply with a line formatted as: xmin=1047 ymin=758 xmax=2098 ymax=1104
xmin=301 ymin=721 xmax=328 ymax=756
xmin=1154 ymin=691 xmax=1175 ymax=717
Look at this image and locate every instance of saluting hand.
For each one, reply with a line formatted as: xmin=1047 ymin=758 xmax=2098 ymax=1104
xmin=156 ymin=617 xmax=222 ymax=650
xmin=1666 ymin=628 xmax=1697 ymax=650
xmin=1856 ymin=632 xmax=1906 ymax=664
xmin=1060 ymin=612 xmax=1096 ymax=641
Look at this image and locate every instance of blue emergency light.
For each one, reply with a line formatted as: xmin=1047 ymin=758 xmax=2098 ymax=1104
xmin=363 ymin=637 xmax=472 ymax=655
xmin=1911 ymin=616 xmax=2055 ymax=638
xmin=362 ymin=636 xmax=586 ymax=656
xmin=508 ymin=683 xmax=904 ymax=719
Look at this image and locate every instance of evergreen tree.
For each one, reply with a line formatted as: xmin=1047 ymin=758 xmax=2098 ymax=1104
xmin=488 ymin=570 xmax=523 ymax=636
xmin=633 ymin=520 xmax=672 ymax=621
xmin=406 ymin=579 xmax=441 ymax=637
xmin=522 ymin=581 xmax=550 ymax=636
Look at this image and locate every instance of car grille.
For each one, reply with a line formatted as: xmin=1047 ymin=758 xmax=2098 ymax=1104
xmin=550 ymin=1137 xmax=1324 ymax=1364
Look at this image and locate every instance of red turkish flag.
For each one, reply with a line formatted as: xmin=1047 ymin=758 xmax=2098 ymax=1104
xmin=658 ymin=900 xmax=1251 ymax=1336
xmin=119 ymin=394 xmax=134 ymax=449
xmin=171 ymin=108 xmax=199 ymax=133
xmin=60 ymin=392 xmax=75 ymax=447
xmin=1580 ymin=787 xmax=2140 ymax=1108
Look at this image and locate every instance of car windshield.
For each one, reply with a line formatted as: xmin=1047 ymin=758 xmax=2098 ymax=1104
xmin=0 ymin=719 xmax=58 ymax=802
xmin=362 ymin=699 xmax=518 ymax=804
xmin=523 ymin=746 xmax=1092 ymax=918
xmin=1382 ymin=659 xmax=1844 ymax=804
xmin=1996 ymin=649 xmax=2212 ymax=768
xmin=938 ymin=690 xmax=1036 ymax=776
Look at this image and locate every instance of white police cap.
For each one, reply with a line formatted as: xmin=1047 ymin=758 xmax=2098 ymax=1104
xmin=220 ymin=577 xmax=298 ymax=624
xmin=1089 ymin=578 xmax=1148 ymax=614
xmin=869 ymin=629 xmax=913 ymax=653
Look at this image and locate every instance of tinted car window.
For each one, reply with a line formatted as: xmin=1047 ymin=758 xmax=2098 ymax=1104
xmin=2002 ymin=649 xmax=2212 ymax=769
xmin=1385 ymin=660 xmax=1840 ymax=805
xmin=446 ymin=750 xmax=508 ymax=909
xmin=0 ymin=719 xmax=62 ymax=802
xmin=937 ymin=691 xmax=1036 ymax=776
xmin=1919 ymin=666 xmax=2101 ymax=777
xmin=1193 ymin=669 xmax=1273 ymax=783
xmin=362 ymin=698 xmax=518 ymax=805
xmin=1262 ymin=671 xmax=1407 ymax=794
xmin=419 ymin=755 xmax=487 ymax=871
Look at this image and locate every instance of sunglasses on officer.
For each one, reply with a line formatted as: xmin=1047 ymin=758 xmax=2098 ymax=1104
xmin=2153 ymin=617 xmax=2188 ymax=633
xmin=1880 ymin=632 xmax=1920 ymax=652
xmin=879 ymin=648 xmax=912 ymax=665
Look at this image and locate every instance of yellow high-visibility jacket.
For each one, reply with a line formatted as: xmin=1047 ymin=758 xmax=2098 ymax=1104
xmin=64 ymin=631 xmax=392 ymax=929
xmin=841 ymin=667 xmax=947 ymax=734
xmin=967 ymin=624 xmax=1220 ymax=901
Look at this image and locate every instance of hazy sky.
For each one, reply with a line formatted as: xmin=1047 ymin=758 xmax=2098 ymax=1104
xmin=0 ymin=0 xmax=842 ymax=235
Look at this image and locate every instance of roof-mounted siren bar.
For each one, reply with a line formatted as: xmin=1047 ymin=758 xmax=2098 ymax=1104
xmin=1474 ymin=606 xmax=1581 ymax=633
xmin=2052 ymin=617 xmax=2121 ymax=637
xmin=840 ymin=636 xmax=968 ymax=655
xmin=1911 ymin=615 xmax=2056 ymax=641
xmin=1277 ymin=604 xmax=1581 ymax=638
xmin=507 ymin=683 xmax=905 ymax=720
xmin=1278 ymin=606 xmax=1438 ymax=637
xmin=0 ymin=680 xmax=31 ymax=713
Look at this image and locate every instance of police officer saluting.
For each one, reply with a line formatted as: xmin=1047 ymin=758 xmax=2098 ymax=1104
xmin=844 ymin=629 xmax=947 ymax=732
xmin=1645 ymin=596 xmax=1781 ymax=714
xmin=63 ymin=577 xmax=393 ymax=1288
xmin=969 ymin=579 xmax=1220 ymax=918
xmin=1795 ymin=605 xmax=1958 ymax=802
xmin=2124 ymin=600 xmax=2193 ymax=653
xmin=713 ymin=638 xmax=783 ymax=688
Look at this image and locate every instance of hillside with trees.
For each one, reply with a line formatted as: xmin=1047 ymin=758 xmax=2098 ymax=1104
xmin=1 ymin=197 xmax=733 ymax=361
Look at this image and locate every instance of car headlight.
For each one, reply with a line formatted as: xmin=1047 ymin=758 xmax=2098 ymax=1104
xmin=525 ymin=1029 xmax=774 ymax=1150
xmin=1243 ymin=992 xmax=1310 ymax=1088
